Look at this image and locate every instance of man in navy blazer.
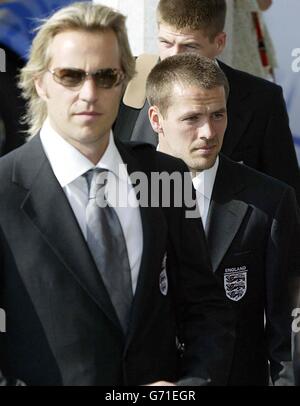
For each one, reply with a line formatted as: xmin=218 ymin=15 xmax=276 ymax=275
xmin=0 ymin=2 xmax=235 ymax=386
xmin=146 ymin=53 xmax=300 ymax=385
xmin=114 ymin=0 xmax=300 ymax=204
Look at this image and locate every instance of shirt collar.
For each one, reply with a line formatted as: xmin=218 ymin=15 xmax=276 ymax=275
xmin=192 ymin=156 xmax=219 ymax=200
xmin=40 ymin=118 xmax=128 ymax=187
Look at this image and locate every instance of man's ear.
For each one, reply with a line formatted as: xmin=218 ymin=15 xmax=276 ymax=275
xmin=214 ymin=31 xmax=226 ymax=56
xmin=148 ymin=105 xmax=164 ymax=134
xmin=34 ymin=74 xmax=48 ymax=101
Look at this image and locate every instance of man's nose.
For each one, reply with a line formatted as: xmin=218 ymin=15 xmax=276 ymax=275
xmin=169 ymin=44 xmax=181 ymax=56
xmin=78 ymin=76 xmax=99 ymax=103
xmin=198 ymin=120 xmax=216 ymax=140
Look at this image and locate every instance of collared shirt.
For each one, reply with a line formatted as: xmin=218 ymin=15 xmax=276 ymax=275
xmin=192 ymin=157 xmax=219 ymax=229
xmin=40 ymin=119 xmax=143 ymax=293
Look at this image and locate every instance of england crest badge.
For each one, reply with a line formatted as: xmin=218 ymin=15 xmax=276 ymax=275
xmin=224 ymin=266 xmax=248 ymax=301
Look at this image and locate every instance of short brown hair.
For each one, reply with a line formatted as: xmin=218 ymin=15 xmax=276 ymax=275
xmin=19 ymin=2 xmax=135 ymax=137
xmin=146 ymin=53 xmax=229 ymax=117
xmin=157 ymin=0 xmax=226 ymax=40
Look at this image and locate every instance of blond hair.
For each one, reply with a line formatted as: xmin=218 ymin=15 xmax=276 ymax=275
xmin=146 ymin=53 xmax=229 ymax=117
xmin=19 ymin=2 xmax=135 ymax=136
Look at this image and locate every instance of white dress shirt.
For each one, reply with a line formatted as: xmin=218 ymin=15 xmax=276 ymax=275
xmin=192 ymin=157 xmax=219 ymax=229
xmin=40 ymin=119 xmax=143 ymax=293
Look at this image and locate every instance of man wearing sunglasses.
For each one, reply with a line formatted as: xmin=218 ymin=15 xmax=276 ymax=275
xmin=0 ymin=2 xmax=235 ymax=386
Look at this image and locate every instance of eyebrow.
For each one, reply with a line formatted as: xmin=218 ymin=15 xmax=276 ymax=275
xmin=179 ymin=107 xmax=227 ymax=119
xmin=158 ymin=35 xmax=173 ymax=41
xmin=158 ymin=36 xmax=201 ymax=46
xmin=213 ymin=108 xmax=227 ymax=114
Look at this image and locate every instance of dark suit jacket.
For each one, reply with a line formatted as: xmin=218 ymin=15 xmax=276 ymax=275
xmin=206 ymin=154 xmax=300 ymax=386
xmin=113 ymin=60 xmax=300 ymax=204
xmin=0 ymin=136 xmax=234 ymax=386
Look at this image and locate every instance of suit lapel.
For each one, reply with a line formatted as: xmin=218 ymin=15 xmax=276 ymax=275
xmin=206 ymin=156 xmax=248 ymax=272
xmin=218 ymin=61 xmax=254 ymax=157
xmin=14 ymin=136 xmax=122 ymax=331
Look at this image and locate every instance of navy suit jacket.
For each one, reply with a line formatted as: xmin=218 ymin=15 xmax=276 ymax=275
xmin=206 ymin=154 xmax=300 ymax=385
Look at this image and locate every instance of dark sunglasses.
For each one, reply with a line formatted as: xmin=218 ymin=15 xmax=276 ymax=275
xmin=48 ymin=67 xmax=125 ymax=89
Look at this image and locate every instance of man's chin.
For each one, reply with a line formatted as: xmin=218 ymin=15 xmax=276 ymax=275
xmin=188 ymin=156 xmax=216 ymax=172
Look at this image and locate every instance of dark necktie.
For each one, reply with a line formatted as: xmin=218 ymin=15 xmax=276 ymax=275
xmin=85 ymin=168 xmax=133 ymax=333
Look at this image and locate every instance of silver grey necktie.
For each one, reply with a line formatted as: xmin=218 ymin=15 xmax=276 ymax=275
xmin=85 ymin=168 xmax=133 ymax=333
